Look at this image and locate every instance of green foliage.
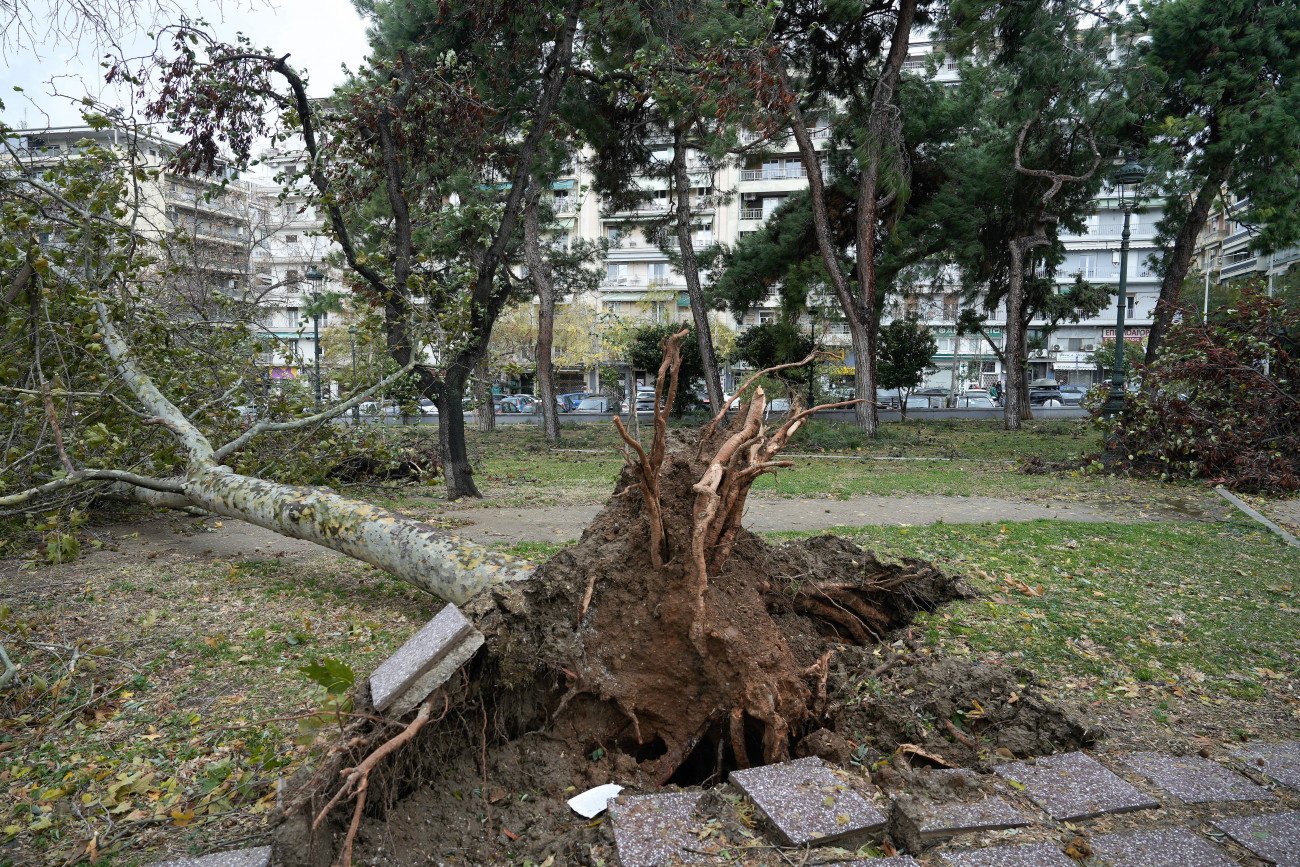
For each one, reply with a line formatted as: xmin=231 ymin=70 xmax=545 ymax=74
xmin=876 ymin=316 xmax=938 ymax=411
xmin=1088 ymin=340 xmax=1145 ymax=380
xmin=1136 ymin=0 xmax=1300 ymax=267
xmin=626 ymin=323 xmax=705 ymax=413
xmin=730 ymin=321 xmax=817 ymax=384
xmin=299 ymin=658 xmax=356 ymax=695
xmin=1096 ymin=287 xmax=1300 ymax=492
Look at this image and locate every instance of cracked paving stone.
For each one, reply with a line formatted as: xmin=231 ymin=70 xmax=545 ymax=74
xmin=610 ymin=792 xmax=705 ymax=867
xmin=1215 ymin=809 xmax=1300 ymax=867
xmin=369 ymin=603 xmax=478 ymax=712
xmin=940 ymin=842 xmax=1076 ymax=866
xmin=1088 ymin=827 xmax=1235 ymax=867
xmin=894 ymin=795 xmax=1030 ymax=842
xmin=151 ymin=847 xmax=272 ymax=867
xmin=729 ymin=757 xmax=887 ymax=847
xmin=994 ymin=751 xmax=1159 ymax=821
xmin=1233 ymin=742 xmax=1300 ymax=791
xmin=1120 ymin=752 xmax=1274 ymax=804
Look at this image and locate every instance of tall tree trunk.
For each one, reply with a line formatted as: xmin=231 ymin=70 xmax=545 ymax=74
xmin=785 ymin=106 xmax=875 ymax=432
xmin=779 ymin=0 xmax=915 ymax=434
xmin=438 ymin=364 xmax=483 ymax=500
xmin=524 ymin=191 xmax=562 ymax=443
xmin=475 ymin=358 xmax=495 ymax=433
xmin=1145 ymin=164 xmax=1229 ymax=366
xmin=670 ymin=125 xmax=725 ymax=410
xmin=1003 ymin=243 xmax=1028 ymax=431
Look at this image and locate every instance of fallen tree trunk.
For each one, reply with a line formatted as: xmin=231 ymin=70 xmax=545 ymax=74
xmin=185 ymin=467 xmax=532 ymax=603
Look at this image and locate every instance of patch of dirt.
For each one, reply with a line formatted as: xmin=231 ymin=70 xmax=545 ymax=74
xmin=830 ymin=656 xmax=1100 ymax=772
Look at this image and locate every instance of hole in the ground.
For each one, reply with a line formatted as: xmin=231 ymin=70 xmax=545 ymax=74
xmin=666 ymin=732 xmax=721 ymax=787
xmin=633 ymin=737 xmax=667 ymax=763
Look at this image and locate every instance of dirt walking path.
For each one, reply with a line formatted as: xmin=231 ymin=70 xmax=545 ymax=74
xmin=448 ymin=491 xmax=1230 ymax=544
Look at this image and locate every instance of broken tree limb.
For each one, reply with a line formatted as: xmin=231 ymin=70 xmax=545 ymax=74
xmin=0 ymin=298 xmax=537 ymax=604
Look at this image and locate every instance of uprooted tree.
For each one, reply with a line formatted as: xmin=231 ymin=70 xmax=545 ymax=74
xmin=267 ymin=330 xmax=1016 ymax=865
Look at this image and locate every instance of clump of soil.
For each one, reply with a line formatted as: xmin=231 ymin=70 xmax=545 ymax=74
xmin=273 ymin=395 xmax=1096 ymax=867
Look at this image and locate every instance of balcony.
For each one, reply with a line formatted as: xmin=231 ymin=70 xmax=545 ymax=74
xmin=741 ymin=167 xmax=808 ymax=182
xmin=739 ymin=208 xmax=764 ymax=221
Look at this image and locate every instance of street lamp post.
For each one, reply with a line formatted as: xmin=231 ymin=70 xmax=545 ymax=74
xmin=305 ymin=266 xmax=325 ymax=404
xmin=1102 ymin=157 xmax=1148 ymax=422
xmin=348 ymin=326 xmax=359 ymax=423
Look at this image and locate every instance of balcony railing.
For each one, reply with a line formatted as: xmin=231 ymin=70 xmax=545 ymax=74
xmin=741 ymin=167 xmax=809 ymax=182
xmin=739 ymin=208 xmax=764 ymax=221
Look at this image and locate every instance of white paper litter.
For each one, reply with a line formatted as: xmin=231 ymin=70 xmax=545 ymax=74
xmin=567 ymin=783 xmax=624 ymax=818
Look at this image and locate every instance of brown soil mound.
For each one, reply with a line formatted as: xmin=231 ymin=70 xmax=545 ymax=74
xmin=273 ymin=389 xmax=1096 ymax=866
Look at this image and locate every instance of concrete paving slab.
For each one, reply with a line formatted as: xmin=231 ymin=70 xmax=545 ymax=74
xmin=1121 ymin=751 xmax=1275 ymax=804
xmin=994 ymin=751 xmax=1159 ymax=821
xmin=830 ymin=859 xmax=921 ymax=867
xmin=1215 ymin=810 xmax=1300 ymax=867
xmin=609 ymin=792 xmax=705 ymax=867
xmin=940 ymin=842 xmax=1076 ymax=867
xmin=895 ymin=795 xmax=1031 ymax=842
xmin=151 ymin=847 xmax=271 ymax=867
xmin=730 ymin=757 xmax=887 ymax=847
xmin=1234 ymin=742 xmax=1300 ymax=790
xmin=369 ymin=603 xmax=478 ymax=712
xmin=1088 ymin=827 xmax=1235 ymax=867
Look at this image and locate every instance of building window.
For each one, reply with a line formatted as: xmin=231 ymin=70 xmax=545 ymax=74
xmin=1080 ymin=254 xmax=1098 ymax=278
xmin=759 ymin=310 xmax=776 ymax=324
xmin=285 ymin=234 xmax=298 ymax=243
xmin=287 ymin=269 xmax=300 ymax=283
xmin=943 ymin=294 xmax=958 ymax=320
xmin=1067 ymin=337 xmax=1084 ymax=351
xmin=649 ymin=263 xmax=669 ymax=283
xmin=1126 ymin=295 xmax=1136 ymax=317
xmin=287 ymin=307 xmax=299 ymax=326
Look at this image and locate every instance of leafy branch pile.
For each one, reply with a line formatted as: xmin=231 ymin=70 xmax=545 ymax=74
xmin=1098 ymin=288 xmax=1299 ymax=493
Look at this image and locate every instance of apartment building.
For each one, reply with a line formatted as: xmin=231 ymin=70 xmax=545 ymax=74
xmin=248 ymin=147 xmax=347 ymax=384
xmin=1194 ymin=198 xmax=1299 ymax=308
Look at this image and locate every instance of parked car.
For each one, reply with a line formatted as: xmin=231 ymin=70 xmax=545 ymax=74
xmin=418 ymin=398 xmax=438 ymax=416
xmin=1058 ymin=385 xmax=1088 ymax=406
xmin=573 ymin=396 xmax=621 ymax=413
xmin=763 ymin=397 xmax=793 ymax=418
xmin=635 ymin=388 xmax=657 ymax=412
xmin=559 ymin=392 xmax=590 ymax=412
xmin=955 ymin=395 xmax=996 ymax=408
xmin=498 ymin=397 xmax=533 ymax=414
xmin=1029 ymin=385 xmax=1065 ymax=406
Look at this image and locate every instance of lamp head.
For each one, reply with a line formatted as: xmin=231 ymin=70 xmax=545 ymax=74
xmin=1114 ymin=157 xmax=1147 ymax=209
xmin=304 ymin=266 xmax=325 ymax=283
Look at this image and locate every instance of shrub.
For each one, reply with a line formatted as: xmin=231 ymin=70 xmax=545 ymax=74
xmin=1093 ymin=288 xmax=1299 ymax=493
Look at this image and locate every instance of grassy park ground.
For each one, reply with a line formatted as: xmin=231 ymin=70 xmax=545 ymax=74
xmin=1 ymin=418 xmax=1298 ymax=864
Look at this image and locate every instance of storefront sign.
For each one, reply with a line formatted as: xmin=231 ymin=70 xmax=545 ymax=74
xmin=1103 ymin=328 xmax=1150 ymax=343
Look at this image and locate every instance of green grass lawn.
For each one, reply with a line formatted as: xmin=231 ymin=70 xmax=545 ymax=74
xmin=770 ymin=518 xmax=1300 ymax=711
xmin=373 ymin=418 xmax=1217 ymax=511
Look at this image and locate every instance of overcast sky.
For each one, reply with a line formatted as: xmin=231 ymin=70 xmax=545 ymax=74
xmin=4 ymin=0 xmax=371 ymax=131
